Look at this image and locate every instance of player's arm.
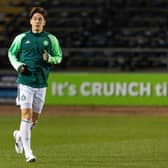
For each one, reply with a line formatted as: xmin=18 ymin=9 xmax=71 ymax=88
xmin=8 ymin=33 xmax=25 ymax=72
xmin=43 ymin=34 xmax=62 ymax=64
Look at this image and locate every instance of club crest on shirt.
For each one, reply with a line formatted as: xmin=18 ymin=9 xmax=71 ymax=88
xmin=25 ymin=40 xmax=31 ymax=44
xmin=43 ymin=40 xmax=49 ymax=46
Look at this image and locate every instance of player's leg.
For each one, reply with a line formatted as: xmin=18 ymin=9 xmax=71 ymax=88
xmin=20 ymin=108 xmax=36 ymax=162
xmin=13 ymin=84 xmax=24 ymax=154
xmin=31 ymin=87 xmax=46 ymax=129
xmin=25 ymin=87 xmax=46 ymax=162
xmin=13 ymin=84 xmax=36 ymax=162
xmin=13 ymin=108 xmax=32 ymax=155
xmin=13 ymin=84 xmax=23 ymax=154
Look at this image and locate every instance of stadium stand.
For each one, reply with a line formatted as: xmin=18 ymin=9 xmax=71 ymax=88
xmin=0 ymin=0 xmax=168 ymax=72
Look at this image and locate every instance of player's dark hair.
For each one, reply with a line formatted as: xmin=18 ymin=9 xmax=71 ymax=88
xmin=29 ymin=7 xmax=47 ymax=20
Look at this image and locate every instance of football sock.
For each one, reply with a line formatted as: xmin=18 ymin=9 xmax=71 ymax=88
xmin=20 ymin=119 xmax=32 ymax=157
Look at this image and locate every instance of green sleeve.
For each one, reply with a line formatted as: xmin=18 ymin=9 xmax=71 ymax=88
xmin=8 ymin=33 xmax=25 ymax=71
xmin=48 ymin=34 xmax=62 ymax=64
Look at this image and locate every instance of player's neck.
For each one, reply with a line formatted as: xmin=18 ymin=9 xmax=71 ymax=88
xmin=32 ymin=29 xmax=43 ymax=34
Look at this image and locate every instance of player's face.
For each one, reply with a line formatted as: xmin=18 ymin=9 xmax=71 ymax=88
xmin=30 ymin=13 xmax=46 ymax=33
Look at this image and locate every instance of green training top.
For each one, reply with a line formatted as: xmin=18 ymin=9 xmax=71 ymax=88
xmin=8 ymin=30 xmax=62 ymax=88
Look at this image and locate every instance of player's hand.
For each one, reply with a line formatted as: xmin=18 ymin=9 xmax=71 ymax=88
xmin=19 ymin=64 xmax=25 ymax=73
xmin=19 ymin=64 xmax=31 ymax=75
xmin=43 ymin=50 xmax=48 ymax=61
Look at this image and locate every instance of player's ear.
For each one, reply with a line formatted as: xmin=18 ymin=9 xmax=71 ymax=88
xmin=43 ymin=19 xmax=46 ymax=26
xmin=30 ymin=18 xmax=32 ymax=26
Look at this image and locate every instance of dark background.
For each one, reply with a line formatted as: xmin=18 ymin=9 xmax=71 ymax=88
xmin=1 ymin=0 xmax=168 ymax=72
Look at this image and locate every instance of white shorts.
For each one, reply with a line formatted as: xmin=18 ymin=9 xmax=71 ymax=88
xmin=16 ymin=84 xmax=47 ymax=113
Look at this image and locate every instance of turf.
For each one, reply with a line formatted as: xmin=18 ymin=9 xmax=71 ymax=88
xmin=0 ymin=115 xmax=168 ymax=168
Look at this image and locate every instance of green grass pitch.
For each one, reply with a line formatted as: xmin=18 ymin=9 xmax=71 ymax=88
xmin=0 ymin=114 xmax=168 ymax=168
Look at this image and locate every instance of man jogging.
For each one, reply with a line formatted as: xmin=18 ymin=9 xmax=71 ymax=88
xmin=8 ymin=7 xmax=62 ymax=162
